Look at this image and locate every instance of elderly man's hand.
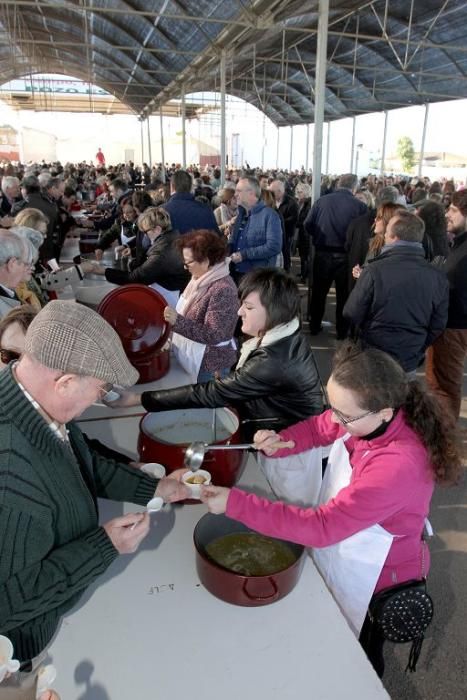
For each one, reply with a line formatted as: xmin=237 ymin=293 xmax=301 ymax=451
xmin=155 ymin=473 xmax=191 ymax=502
xmin=103 ymin=512 xmax=150 ymax=554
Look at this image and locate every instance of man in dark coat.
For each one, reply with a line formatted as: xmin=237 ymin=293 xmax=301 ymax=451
xmin=11 ymin=175 xmax=59 ymax=263
xmin=269 ymin=179 xmax=299 ymax=272
xmin=163 ymin=170 xmax=220 ymax=235
xmin=343 ymin=210 xmax=449 ymax=375
xmin=305 ymin=173 xmax=367 ymax=339
xmin=425 ymin=189 xmax=467 ymax=423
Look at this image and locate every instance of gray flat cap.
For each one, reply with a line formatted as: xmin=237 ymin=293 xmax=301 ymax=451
xmin=24 ymin=300 xmax=139 ymax=386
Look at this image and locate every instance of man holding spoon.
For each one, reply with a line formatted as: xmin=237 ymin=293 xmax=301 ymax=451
xmin=0 ymin=301 xmax=190 ymax=695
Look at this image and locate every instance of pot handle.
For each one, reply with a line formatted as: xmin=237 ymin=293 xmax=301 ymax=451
xmin=242 ymin=577 xmax=279 ymax=602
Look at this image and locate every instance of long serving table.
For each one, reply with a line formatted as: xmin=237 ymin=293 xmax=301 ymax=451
xmin=45 ymin=357 xmax=389 ymax=700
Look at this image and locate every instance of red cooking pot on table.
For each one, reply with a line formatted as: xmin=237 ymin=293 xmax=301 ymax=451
xmin=97 ymin=284 xmax=170 ymax=383
xmin=79 ymin=231 xmax=100 ymax=254
xmin=194 ymin=513 xmax=305 ymax=606
xmin=138 ymin=407 xmax=247 ymax=487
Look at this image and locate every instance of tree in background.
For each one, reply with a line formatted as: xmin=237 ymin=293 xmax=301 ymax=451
xmin=397 ymin=136 xmax=415 ymax=173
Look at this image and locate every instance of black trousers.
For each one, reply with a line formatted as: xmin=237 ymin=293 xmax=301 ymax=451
xmin=359 ymin=611 xmax=385 ymax=678
xmin=309 ymin=249 xmax=349 ymax=338
xmin=282 ymin=233 xmax=294 ymax=271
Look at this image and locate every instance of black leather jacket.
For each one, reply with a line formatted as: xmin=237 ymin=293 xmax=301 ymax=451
xmin=104 ymin=228 xmax=189 ymax=291
xmin=141 ymin=330 xmax=323 ymax=440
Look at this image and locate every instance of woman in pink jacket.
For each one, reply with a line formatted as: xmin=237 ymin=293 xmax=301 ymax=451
xmin=201 ymin=344 xmax=461 ymax=676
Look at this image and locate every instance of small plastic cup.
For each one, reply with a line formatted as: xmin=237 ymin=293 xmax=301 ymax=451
xmin=140 ymin=463 xmax=166 ymax=479
xmin=0 ymin=635 xmax=20 ymax=683
xmin=182 ymin=469 xmax=212 ymax=499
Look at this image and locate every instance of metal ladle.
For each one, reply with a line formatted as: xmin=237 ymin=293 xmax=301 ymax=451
xmin=184 ymin=439 xmax=295 ymax=472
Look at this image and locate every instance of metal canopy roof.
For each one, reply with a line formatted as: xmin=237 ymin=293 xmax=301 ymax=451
xmin=0 ymin=0 xmax=466 ymax=126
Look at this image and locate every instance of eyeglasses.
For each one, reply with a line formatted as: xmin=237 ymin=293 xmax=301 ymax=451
xmin=0 ymin=348 xmax=21 ymax=364
xmin=183 ymin=259 xmax=196 ymax=268
xmin=330 ymin=406 xmax=376 ymax=425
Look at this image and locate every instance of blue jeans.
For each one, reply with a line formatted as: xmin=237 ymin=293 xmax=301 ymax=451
xmin=197 ymin=367 xmax=230 ymax=383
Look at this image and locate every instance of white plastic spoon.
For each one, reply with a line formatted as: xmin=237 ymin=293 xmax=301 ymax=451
xmin=130 ymin=496 xmax=164 ymax=531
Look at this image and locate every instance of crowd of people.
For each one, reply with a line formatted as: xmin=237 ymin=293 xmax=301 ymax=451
xmin=0 ymin=156 xmax=466 ymax=695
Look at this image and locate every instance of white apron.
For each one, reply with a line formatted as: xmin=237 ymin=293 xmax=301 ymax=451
xmin=120 ymin=225 xmax=134 ymax=246
xmin=171 ymin=294 xmax=235 ymax=382
xmin=150 ymin=282 xmax=180 ymax=309
xmin=257 ymin=447 xmax=324 ymax=507
xmin=312 ymin=435 xmax=394 ymax=636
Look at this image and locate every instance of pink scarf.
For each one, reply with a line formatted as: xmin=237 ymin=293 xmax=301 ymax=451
xmin=181 ymin=261 xmax=231 ymax=316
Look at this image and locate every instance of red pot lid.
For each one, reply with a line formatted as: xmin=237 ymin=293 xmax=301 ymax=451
xmin=97 ymin=284 xmax=170 ymax=355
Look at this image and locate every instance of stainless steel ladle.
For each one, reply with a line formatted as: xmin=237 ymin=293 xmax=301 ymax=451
xmin=184 ymin=439 xmax=294 ymax=472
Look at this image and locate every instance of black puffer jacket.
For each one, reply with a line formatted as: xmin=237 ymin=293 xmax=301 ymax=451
xmin=141 ymin=330 xmax=323 ymax=440
xmin=104 ymin=228 xmax=189 ymax=291
xmin=343 ymin=244 xmax=449 ymax=371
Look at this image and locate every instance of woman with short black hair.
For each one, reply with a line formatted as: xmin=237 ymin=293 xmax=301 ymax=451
xmin=110 ymin=268 xmax=323 ymax=439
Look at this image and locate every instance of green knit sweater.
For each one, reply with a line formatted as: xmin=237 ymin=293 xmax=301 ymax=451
xmin=0 ymin=365 xmax=158 ymax=661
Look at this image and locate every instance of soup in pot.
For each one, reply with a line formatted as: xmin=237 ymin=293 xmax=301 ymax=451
xmin=205 ymin=533 xmax=297 ymax=577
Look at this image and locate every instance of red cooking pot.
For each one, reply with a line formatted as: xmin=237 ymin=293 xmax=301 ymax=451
xmin=79 ymin=231 xmax=100 ymax=255
xmin=97 ymin=284 xmax=170 ymax=383
xmin=194 ymin=513 xmax=305 ymax=606
xmin=138 ymin=407 xmax=247 ymax=487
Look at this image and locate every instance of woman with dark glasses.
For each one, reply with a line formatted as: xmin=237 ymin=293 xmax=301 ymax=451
xmin=201 ymin=342 xmax=461 ymax=677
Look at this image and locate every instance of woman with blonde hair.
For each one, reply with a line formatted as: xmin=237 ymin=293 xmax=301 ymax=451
xmin=14 ymin=207 xmax=49 ymax=237
xmin=90 ymin=206 xmax=189 ymax=302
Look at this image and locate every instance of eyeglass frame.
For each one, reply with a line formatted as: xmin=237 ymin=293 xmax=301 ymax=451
xmin=330 ymin=406 xmax=377 ymax=426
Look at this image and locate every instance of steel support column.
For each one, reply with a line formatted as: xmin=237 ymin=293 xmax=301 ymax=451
xmin=380 ymin=110 xmax=388 ymax=176
xmin=350 ymin=116 xmax=356 ymax=172
xmin=276 ymin=126 xmax=280 ymax=169
xmin=220 ymin=50 xmax=227 ymax=184
xmin=418 ymin=103 xmax=430 ymax=177
xmin=181 ymin=83 xmax=187 ymax=168
xmin=261 ymin=113 xmax=266 ymax=171
xmin=311 ymin=0 xmax=329 ymax=204
xmin=289 ymin=125 xmax=294 ymax=171
xmin=305 ymin=123 xmax=310 ymax=171
xmin=147 ymin=117 xmax=152 ymax=168
xmin=140 ymin=118 xmax=144 ymax=165
xmin=159 ymin=106 xmax=165 ymax=182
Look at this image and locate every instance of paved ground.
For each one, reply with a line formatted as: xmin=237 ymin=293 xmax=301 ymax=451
xmin=298 ymin=279 xmax=467 ymax=699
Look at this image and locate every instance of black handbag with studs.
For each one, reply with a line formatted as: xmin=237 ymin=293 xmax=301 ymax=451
xmin=368 ymin=578 xmax=434 ymax=672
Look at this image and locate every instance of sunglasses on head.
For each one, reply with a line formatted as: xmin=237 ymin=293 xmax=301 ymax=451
xmin=0 ymin=348 xmax=21 ymax=364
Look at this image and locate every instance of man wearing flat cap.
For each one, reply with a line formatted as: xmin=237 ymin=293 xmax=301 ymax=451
xmin=0 ymin=300 xmax=188 ymax=690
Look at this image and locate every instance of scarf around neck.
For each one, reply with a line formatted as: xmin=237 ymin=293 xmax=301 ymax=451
xmin=237 ymin=317 xmax=300 ymax=368
xmin=181 ymin=260 xmax=231 ymax=316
